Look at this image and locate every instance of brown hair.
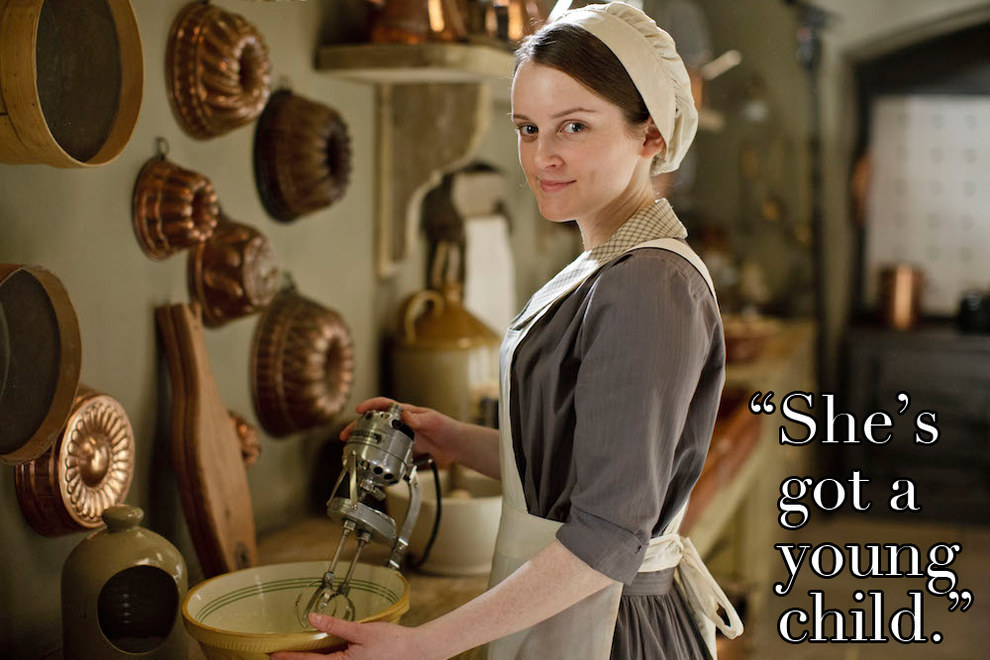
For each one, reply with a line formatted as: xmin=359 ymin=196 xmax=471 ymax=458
xmin=514 ymin=24 xmax=650 ymax=128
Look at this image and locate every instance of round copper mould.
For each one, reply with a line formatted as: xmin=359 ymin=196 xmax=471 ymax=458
xmin=188 ymin=217 xmax=280 ymax=328
xmin=251 ymin=289 xmax=355 ymax=437
xmin=132 ymin=155 xmax=220 ymax=260
xmin=253 ymin=90 xmax=353 ymax=222
xmin=166 ymin=1 xmax=271 ymax=139
xmin=1 ymin=264 xmax=82 ymax=465
xmin=15 ymin=386 xmax=135 ymax=537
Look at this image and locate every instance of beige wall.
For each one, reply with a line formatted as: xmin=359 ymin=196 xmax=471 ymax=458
xmin=0 ymin=2 xmax=561 ymax=656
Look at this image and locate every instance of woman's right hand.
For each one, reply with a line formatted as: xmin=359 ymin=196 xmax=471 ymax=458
xmin=340 ymin=397 xmax=463 ymax=467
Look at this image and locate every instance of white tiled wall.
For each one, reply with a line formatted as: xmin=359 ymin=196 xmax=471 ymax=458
xmin=865 ymin=95 xmax=990 ymax=314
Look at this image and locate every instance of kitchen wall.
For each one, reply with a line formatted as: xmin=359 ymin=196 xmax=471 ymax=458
xmin=0 ymin=2 xmax=570 ymax=657
xmin=691 ymin=0 xmax=814 ymax=316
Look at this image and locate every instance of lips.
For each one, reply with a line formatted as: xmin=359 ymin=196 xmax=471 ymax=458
xmin=539 ymin=179 xmax=574 ymax=192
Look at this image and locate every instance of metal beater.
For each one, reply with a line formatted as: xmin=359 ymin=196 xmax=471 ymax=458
xmin=296 ymin=403 xmax=423 ymax=626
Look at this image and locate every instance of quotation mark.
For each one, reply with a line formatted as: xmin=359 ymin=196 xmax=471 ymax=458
xmin=749 ymin=391 xmax=775 ymax=414
xmin=947 ymin=590 xmax=974 ymax=612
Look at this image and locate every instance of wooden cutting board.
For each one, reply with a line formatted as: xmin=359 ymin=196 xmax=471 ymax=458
xmin=156 ymin=303 xmax=257 ymax=576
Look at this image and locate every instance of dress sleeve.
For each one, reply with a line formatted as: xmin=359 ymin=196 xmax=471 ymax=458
xmin=555 ymin=250 xmax=722 ymax=584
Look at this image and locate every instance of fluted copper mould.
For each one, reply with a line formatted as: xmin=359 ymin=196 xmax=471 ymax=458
xmin=15 ymin=386 xmax=135 ymax=537
xmin=253 ymin=90 xmax=353 ymax=222
xmin=250 ymin=287 xmax=355 ymax=437
xmin=167 ymin=1 xmax=271 ymax=139
xmin=1 ymin=264 xmax=81 ymax=466
xmin=187 ymin=217 xmax=280 ymax=327
xmin=229 ymin=410 xmax=261 ymax=467
xmin=370 ymin=0 xmax=468 ymax=44
xmin=132 ymin=149 xmax=220 ymax=260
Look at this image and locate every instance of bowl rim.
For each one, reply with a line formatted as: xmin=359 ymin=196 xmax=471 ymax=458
xmin=182 ymin=561 xmax=409 ymax=641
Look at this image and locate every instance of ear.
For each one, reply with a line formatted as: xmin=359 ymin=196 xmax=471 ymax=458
xmin=641 ymin=119 xmax=666 ymax=160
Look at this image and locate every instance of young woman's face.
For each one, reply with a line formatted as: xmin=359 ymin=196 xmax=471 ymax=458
xmin=511 ymin=61 xmax=650 ymax=223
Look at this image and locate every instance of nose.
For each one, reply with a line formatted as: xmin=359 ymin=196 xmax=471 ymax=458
xmin=532 ymin=135 xmax=562 ymax=170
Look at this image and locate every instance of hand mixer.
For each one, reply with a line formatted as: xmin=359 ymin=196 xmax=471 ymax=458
xmin=296 ymin=403 xmax=424 ymax=627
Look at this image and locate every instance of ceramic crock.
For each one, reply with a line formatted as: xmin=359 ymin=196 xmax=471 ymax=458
xmin=61 ymin=505 xmax=187 ymax=659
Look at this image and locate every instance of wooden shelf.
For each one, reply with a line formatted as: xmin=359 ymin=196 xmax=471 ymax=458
xmin=316 ymin=42 xmax=516 ymax=84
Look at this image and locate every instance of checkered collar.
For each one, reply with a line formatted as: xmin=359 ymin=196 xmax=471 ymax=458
xmin=509 ymin=199 xmax=688 ymax=329
xmin=588 ymin=198 xmax=688 ymax=263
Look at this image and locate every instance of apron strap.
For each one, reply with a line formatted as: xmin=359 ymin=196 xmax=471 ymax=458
xmin=632 ymin=237 xmax=718 ymax=305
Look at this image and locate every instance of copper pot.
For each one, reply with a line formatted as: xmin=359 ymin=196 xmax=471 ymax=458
xmin=250 ymin=288 xmax=355 ymax=437
xmin=879 ymin=264 xmax=923 ymax=330
xmin=187 ymin=217 xmax=280 ymax=327
xmin=253 ymin=90 xmax=353 ymax=222
xmin=167 ymin=1 xmax=271 ymax=139
xmin=505 ymin=0 xmax=547 ymax=43
xmin=370 ymin=0 xmax=468 ymax=44
xmin=15 ymin=386 xmax=135 ymax=537
xmin=132 ymin=154 xmax=220 ymax=260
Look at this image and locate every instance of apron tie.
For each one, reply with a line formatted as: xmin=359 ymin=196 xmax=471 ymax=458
xmin=675 ymin=537 xmax=744 ymax=639
xmin=639 ymin=533 xmax=743 ymax=638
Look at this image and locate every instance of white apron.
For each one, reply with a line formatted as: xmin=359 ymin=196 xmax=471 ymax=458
xmin=483 ymin=238 xmax=744 ymax=660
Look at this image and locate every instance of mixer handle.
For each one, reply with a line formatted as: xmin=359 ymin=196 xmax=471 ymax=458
xmin=388 ymin=460 xmax=427 ymax=569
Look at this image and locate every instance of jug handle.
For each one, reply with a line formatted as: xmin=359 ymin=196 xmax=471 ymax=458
xmin=401 ymin=290 xmax=445 ymax=343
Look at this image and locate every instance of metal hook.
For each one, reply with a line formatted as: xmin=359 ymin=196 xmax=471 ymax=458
xmin=155 ymin=137 xmax=170 ymax=160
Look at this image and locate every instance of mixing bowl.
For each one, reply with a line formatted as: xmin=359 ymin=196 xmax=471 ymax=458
xmin=387 ymin=466 xmax=502 ymax=576
xmin=182 ymin=561 xmax=409 ymax=659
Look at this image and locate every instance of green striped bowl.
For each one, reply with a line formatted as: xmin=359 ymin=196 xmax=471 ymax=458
xmin=182 ymin=561 xmax=409 ymax=660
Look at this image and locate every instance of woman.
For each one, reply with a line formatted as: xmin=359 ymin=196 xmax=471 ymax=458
xmin=273 ymin=3 xmax=742 ymax=659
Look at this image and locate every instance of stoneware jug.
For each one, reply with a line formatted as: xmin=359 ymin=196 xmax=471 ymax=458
xmin=391 ymin=244 xmax=499 ymax=423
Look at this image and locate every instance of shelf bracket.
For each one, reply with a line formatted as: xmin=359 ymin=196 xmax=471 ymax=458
xmin=374 ymin=82 xmax=491 ymax=278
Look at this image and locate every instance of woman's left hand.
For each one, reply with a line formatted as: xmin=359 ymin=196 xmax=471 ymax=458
xmin=269 ymin=613 xmax=433 ymax=660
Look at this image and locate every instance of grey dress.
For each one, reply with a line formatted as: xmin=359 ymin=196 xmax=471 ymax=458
xmin=506 ymin=203 xmax=724 ymax=659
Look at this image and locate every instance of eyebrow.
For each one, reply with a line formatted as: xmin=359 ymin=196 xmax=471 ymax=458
xmin=511 ymin=107 xmax=599 ymax=121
